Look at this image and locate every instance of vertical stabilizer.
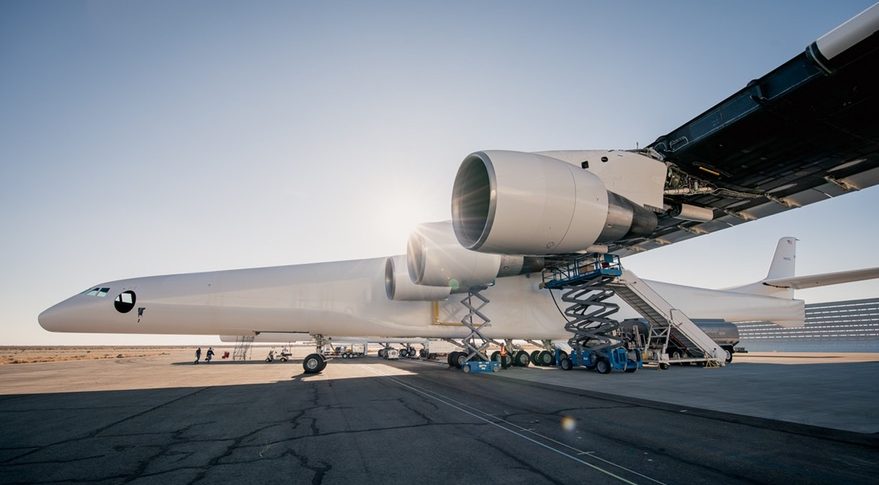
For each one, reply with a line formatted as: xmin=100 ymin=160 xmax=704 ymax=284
xmin=766 ymin=237 xmax=797 ymax=280
xmin=726 ymin=237 xmax=797 ymax=300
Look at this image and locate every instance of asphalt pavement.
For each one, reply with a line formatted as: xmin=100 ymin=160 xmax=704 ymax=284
xmin=1 ymin=354 xmax=877 ymax=484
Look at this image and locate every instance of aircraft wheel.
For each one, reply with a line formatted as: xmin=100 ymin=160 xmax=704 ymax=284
xmin=595 ymin=358 xmax=611 ymax=375
xmin=447 ymin=352 xmax=458 ymax=367
xmin=303 ymin=353 xmax=324 ymax=374
xmin=378 ymin=349 xmax=385 ymax=358
xmin=280 ymin=357 xmax=288 ymax=362
xmin=659 ymin=362 xmax=670 ymax=370
xmin=490 ymin=351 xmax=500 ymax=362
xmin=560 ymin=357 xmax=573 ymax=371
xmin=557 ymin=350 xmax=568 ymax=362
xmin=723 ymin=346 xmax=734 ymax=363
xmin=515 ymin=350 xmax=530 ymax=367
xmin=530 ymin=350 xmax=541 ymax=365
xmin=455 ymin=352 xmax=468 ymax=369
xmin=500 ymin=354 xmax=512 ymax=369
xmin=538 ymin=350 xmax=553 ymax=366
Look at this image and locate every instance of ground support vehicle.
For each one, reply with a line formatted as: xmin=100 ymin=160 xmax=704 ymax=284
xmin=557 ymin=346 xmax=642 ymax=374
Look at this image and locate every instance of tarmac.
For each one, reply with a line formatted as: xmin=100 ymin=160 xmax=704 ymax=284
xmin=1 ymin=350 xmax=878 ymax=484
xmin=497 ymin=352 xmax=879 ymax=433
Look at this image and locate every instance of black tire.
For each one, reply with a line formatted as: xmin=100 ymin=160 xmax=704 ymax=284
xmin=317 ymin=359 xmax=328 ymax=372
xmin=538 ymin=350 xmax=553 ymax=366
xmin=455 ymin=352 xmax=468 ymax=369
xmin=303 ymin=353 xmax=324 ymax=374
xmin=490 ymin=351 xmax=500 ymax=362
xmin=530 ymin=350 xmax=541 ymax=365
xmin=558 ymin=350 xmax=569 ymax=362
xmin=280 ymin=357 xmax=288 ymax=362
xmin=420 ymin=349 xmax=428 ymax=359
xmin=448 ymin=352 xmax=458 ymax=367
xmin=723 ymin=346 xmax=734 ymax=363
xmin=625 ymin=360 xmax=637 ymax=373
xmin=378 ymin=349 xmax=385 ymax=358
xmin=560 ymin=357 xmax=573 ymax=370
xmin=515 ymin=350 xmax=530 ymax=367
xmin=659 ymin=362 xmax=670 ymax=370
xmin=501 ymin=354 xmax=512 ymax=369
xmin=595 ymin=358 xmax=611 ymax=374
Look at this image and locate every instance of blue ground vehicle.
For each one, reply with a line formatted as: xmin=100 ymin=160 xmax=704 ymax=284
xmin=557 ymin=346 xmax=641 ymax=374
xmin=462 ymin=360 xmax=500 ymax=374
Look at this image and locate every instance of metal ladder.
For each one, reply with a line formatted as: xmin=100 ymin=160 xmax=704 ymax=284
xmin=608 ymin=270 xmax=725 ymax=367
xmin=232 ymin=335 xmax=254 ymax=361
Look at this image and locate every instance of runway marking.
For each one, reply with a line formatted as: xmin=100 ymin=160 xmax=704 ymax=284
xmin=386 ymin=361 xmax=667 ymax=484
xmin=365 ymin=365 xmax=664 ymax=485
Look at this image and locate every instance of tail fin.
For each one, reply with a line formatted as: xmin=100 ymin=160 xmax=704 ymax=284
xmin=727 ymin=237 xmax=797 ymax=298
xmin=766 ymin=237 xmax=797 ymax=280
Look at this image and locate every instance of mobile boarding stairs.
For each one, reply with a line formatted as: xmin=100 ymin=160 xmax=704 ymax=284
xmin=543 ymin=255 xmax=726 ymax=368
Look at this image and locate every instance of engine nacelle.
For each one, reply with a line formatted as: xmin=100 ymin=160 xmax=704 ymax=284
xmin=384 ymin=255 xmax=451 ymax=301
xmin=406 ymin=221 xmax=541 ymax=291
xmin=451 ymin=150 xmax=659 ymax=254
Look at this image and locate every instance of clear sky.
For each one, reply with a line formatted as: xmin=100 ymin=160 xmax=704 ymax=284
xmin=2 ymin=0 xmax=878 ymax=345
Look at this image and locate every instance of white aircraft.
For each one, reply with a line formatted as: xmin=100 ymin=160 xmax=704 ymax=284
xmin=38 ymin=4 xmax=879 ymax=374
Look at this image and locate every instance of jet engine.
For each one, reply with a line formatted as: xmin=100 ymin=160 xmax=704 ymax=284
xmin=451 ymin=150 xmax=659 ymax=254
xmin=406 ymin=221 xmax=543 ymax=291
xmin=384 ymin=255 xmax=451 ymax=301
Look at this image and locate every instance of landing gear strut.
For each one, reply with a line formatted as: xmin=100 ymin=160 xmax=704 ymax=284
xmin=303 ymin=334 xmax=329 ymax=374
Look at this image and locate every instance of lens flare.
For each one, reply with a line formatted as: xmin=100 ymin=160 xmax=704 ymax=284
xmin=561 ymin=415 xmax=576 ymax=432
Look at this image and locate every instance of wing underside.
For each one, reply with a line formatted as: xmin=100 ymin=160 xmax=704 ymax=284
xmin=610 ymin=4 xmax=879 ymax=257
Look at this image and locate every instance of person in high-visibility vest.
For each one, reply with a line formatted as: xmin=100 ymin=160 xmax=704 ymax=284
xmin=499 ymin=344 xmax=509 ymax=369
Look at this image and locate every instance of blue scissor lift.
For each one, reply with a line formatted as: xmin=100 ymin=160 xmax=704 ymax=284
xmin=544 ymin=254 xmax=643 ymax=374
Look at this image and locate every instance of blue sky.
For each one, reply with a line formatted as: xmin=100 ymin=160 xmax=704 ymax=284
xmin=2 ymin=0 xmax=877 ymax=345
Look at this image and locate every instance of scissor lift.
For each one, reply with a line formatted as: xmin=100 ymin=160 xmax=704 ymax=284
xmin=543 ymin=254 xmax=725 ymax=371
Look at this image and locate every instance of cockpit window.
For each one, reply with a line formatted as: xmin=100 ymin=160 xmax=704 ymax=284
xmin=83 ymin=287 xmax=110 ymax=297
xmin=114 ymin=291 xmax=136 ymax=313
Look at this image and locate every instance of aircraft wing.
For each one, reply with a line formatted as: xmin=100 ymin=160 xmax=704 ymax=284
xmin=763 ymin=267 xmax=879 ymax=290
xmin=611 ymin=4 xmax=879 ymax=257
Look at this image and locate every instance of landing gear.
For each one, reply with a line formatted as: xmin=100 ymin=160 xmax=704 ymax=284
xmin=537 ymin=350 xmax=554 ymax=366
xmin=514 ymin=350 xmax=530 ymax=367
xmin=530 ymin=350 xmax=541 ymax=365
xmin=303 ymin=334 xmax=330 ymax=374
xmin=303 ymin=353 xmax=326 ymax=374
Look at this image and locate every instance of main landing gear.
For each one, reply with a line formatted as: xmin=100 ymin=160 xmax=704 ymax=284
xmin=303 ymin=334 xmax=329 ymax=374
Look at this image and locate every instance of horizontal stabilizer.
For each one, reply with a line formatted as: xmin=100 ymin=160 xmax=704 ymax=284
xmin=763 ymin=267 xmax=879 ymax=290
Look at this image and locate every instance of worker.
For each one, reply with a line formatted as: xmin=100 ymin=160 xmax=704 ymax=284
xmin=194 ymin=347 xmax=201 ymax=365
xmin=499 ymin=344 xmax=509 ymax=369
xmin=206 ymin=347 xmax=214 ymax=363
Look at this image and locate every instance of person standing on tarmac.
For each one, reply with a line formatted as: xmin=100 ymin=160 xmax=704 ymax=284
xmin=206 ymin=347 xmax=215 ymax=363
xmin=499 ymin=344 xmax=509 ymax=369
xmin=194 ymin=347 xmax=202 ymax=364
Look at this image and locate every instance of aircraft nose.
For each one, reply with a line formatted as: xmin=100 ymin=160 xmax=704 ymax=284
xmin=38 ymin=301 xmax=69 ymax=332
